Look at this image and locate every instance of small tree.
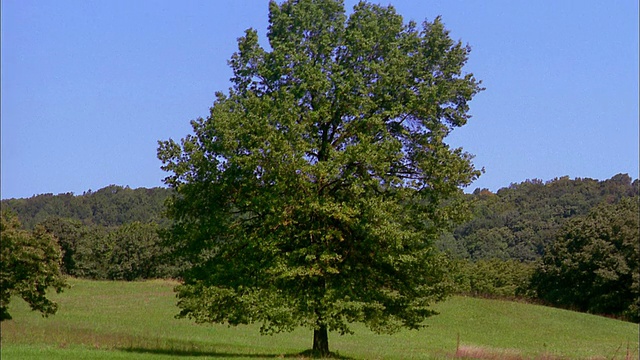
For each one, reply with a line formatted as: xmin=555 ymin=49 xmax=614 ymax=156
xmin=1 ymin=211 xmax=67 ymax=321
xmin=158 ymin=0 xmax=482 ymax=355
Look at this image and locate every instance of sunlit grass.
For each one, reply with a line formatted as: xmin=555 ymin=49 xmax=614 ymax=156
xmin=1 ymin=278 xmax=637 ymax=359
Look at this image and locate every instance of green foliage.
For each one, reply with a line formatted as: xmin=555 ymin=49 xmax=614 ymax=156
xmin=38 ymin=217 xmax=174 ymax=281
xmin=68 ymin=226 xmax=112 ymax=280
xmin=106 ymin=222 xmax=173 ymax=280
xmin=529 ymin=197 xmax=640 ymax=322
xmin=0 ymin=211 xmax=67 ymax=321
xmin=39 ymin=217 xmax=88 ymax=275
xmin=2 ymin=186 xmax=177 ymax=282
xmin=451 ymin=259 xmax=535 ymax=298
xmin=158 ymin=0 xmax=482 ymax=354
xmin=1 ymin=185 xmax=171 ymax=229
xmin=439 ymin=174 xmax=639 ymax=262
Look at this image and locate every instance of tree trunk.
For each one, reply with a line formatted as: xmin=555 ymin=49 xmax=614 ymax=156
xmin=313 ymin=325 xmax=329 ymax=356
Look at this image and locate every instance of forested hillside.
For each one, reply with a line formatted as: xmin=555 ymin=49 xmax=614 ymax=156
xmin=439 ymin=173 xmax=638 ymax=261
xmin=1 ymin=185 xmax=171 ymax=229
xmin=3 ymin=176 xmax=636 ymax=261
xmin=3 ymin=175 xmax=637 ymax=261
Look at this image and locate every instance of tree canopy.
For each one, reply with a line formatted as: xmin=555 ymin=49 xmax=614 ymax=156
xmin=0 ymin=211 xmax=67 ymax=321
xmin=158 ymin=0 xmax=482 ymax=355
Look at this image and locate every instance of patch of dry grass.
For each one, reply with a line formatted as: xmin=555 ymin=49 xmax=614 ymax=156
xmin=452 ymin=343 xmax=638 ymax=360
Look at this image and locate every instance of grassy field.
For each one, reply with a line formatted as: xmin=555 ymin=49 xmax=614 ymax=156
xmin=0 ymin=278 xmax=637 ymax=359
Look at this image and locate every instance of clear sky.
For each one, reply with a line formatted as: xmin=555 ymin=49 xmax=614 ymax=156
xmin=2 ymin=0 xmax=638 ymax=199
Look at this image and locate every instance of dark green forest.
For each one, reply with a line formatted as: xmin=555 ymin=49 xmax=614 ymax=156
xmin=1 ymin=185 xmax=171 ymax=229
xmin=2 ymin=174 xmax=638 ymax=321
xmin=438 ymin=173 xmax=639 ymax=261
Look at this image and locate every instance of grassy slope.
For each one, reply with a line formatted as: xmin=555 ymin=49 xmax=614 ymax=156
xmin=0 ymin=279 xmax=637 ymax=359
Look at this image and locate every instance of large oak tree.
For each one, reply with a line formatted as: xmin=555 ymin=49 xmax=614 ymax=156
xmin=158 ymin=0 xmax=482 ymax=355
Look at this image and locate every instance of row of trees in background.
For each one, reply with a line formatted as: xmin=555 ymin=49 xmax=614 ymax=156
xmin=530 ymin=198 xmax=639 ymax=322
xmin=1 ymin=175 xmax=638 ymax=323
xmin=37 ymin=218 xmax=175 ymax=281
xmin=450 ymin=196 xmax=639 ymax=322
xmin=5 ymin=175 xmax=635 ymax=263
xmin=1 ymin=185 xmax=171 ymax=229
xmin=438 ymin=173 xmax=638 ymax=261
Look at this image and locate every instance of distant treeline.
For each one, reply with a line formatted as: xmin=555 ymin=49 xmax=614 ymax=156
xmin=2 ymin=175 xmax=638 ymax=321
xmin=439 ymin=173 xmax=638 ymax=262
xmin=4 ymin=176 xmax=636 ymax=246
xmin=1 ymin=185 xmax=172 ymax=229
xmin=1 ymin=185 xmax=176 ymax=281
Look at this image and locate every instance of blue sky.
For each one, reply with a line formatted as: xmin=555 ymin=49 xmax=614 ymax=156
xmin=2 ymin=0 xmax=638 ymax=199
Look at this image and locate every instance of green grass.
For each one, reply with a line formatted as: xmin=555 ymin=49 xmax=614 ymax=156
xmin=1 ymin=278 xmax=637 ymax=359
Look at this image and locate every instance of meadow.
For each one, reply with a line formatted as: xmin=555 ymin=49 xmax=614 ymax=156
xmin=1 ymin=278 xmax=637 ymax=359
